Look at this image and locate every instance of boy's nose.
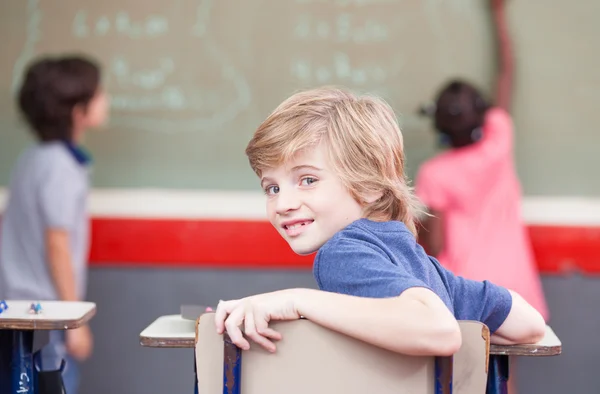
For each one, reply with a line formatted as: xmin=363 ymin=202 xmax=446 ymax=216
xmin=275 ymin=189 xmax=301 ymax=214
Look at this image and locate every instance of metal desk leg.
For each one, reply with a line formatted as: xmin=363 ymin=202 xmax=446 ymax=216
xmin=222 ymin=337 xmax=241 ymax=394
xmin=486 ymin=354 xmax=509 ymax=394
xmin=0 ymin=330 xmax=13 ymax=394
xmin=193 ymin=353 xmax=198 ymax=394
xmin=435 ymin=355 xmax=453 ymax=394
xmin=12 ymin=330 xmax=36 ymax=394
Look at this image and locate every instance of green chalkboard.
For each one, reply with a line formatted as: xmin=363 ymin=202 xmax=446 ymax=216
xmin=0 ymin=0 xmax=598 ymax=195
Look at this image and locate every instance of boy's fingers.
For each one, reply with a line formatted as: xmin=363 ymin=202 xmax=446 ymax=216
xmin=257 ymin=326 xmax=282 ymax=341
xmin=224 ymin=308 xmax=249 ymax=350
xmin=214 ymin=300 xmax=233 ymax=333
xmin=255 ymin=315 xmax=282 ymax=341
xmin=245 ymin=312 xmax=276 ymax=353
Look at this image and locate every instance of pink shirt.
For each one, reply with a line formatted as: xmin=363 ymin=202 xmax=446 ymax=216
xmin=415 ymin=108 xmax=549 ymax=321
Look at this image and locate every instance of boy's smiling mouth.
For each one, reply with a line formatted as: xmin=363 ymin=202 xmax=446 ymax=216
xmin=281 ymin=219 xmax=314 ymax=236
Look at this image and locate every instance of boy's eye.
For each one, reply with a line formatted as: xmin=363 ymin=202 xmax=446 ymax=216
xmin=300 ymin=177 xmax=317 ymax=186
xmin=265 ymin=185 xmax=280 ymax=195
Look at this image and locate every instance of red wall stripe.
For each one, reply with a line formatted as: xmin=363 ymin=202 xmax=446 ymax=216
xmin=89 ymin=218 xmax=313 ymax=269
xmin=528 ymin=225 xmax=600 ymax=275
xmin=88 ymin=218 xmax=600 ymax=274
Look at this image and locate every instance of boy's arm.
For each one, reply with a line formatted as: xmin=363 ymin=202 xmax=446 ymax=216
xmin=40 ymin=158 xmax=94 ymax=361
xmin=46 ymin=229 xmax=78 ymax=301
xmin=297 ymin=287 xmax=462 ymax=356
xmin=47 ymin=228 xmax=93 ymax=361
xmin=215 ymin=287 xmax=462 ymax=356
xmin=491 ymin=290 xmax=546 ymax=345
xmin=39 ymin=159 xmax=82 ymax=302
xmin=447 ymin=270 xmax=545 ymax=345
xmin=217 ymin=237 xmax=462 ymax=355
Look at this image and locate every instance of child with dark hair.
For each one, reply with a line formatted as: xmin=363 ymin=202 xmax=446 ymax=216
xmin=431 ymin=79 xmax=490 ymax=149
xmin=0 ymin=54 xmax=109 ymax=394
xmin=415 ymin=0 xmax=548 ymax=323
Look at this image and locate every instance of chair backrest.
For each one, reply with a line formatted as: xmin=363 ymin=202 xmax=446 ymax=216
xmin=195 ymin=314 xmax=489 ymax=394
xmin=453 ymin=320 xmax=490 ymax=393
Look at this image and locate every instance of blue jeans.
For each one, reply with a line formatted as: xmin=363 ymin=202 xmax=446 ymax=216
xmin=39 ymin=331 xmax=80 ymax=394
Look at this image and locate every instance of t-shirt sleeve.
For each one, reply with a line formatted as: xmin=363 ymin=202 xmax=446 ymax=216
xmin=314 ymin=237 xmax=432 ymax=298
xmin=38 ymin=160 xmax=83 ymax=230
xmin=441 ymin=266 xmax=512 ymax=332
xmin=415 ymin=163 xmax=451 ymax=212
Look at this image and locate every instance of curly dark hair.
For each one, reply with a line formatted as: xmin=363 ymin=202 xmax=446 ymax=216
xmin=17 ymin=54 xmax=101 ymax=142
xmin=434 ymin=80 xmax=491 ymax=148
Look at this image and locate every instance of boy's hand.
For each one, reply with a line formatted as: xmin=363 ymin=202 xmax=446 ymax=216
xmin=66 ymin=324 xmax=93 ymax=361
xmin=214 ymin=290 xmax=302 ymax=353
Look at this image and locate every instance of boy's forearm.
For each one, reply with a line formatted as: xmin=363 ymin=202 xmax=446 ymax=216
xmin=490 ymin=333 xmax=523 ymax=345
xmin=293 ymin=288 xmax=461 ymax=356
xmin=46 ymin=230 xmax=79 ymax=301
xmin=493 ymin=290 xmax=546 ymax=345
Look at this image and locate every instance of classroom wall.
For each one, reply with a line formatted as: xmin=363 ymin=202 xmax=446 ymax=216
xmin=1 ymin=1 xmax=599 ymax=393
xmin=1 ymin=0 xmax=599 ymax=194
xmin=81 ymin=268 xmax=593 ymax=394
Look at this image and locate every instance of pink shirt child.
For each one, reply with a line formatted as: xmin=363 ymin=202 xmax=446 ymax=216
xmin=416 ymin=107 xmax=549 ymax=321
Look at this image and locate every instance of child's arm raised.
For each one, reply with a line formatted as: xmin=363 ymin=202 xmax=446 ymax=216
xmin=214 ymin=287 xmax=462 ymax=356
xmin=491 ymin=0 xmax=513 ymax=111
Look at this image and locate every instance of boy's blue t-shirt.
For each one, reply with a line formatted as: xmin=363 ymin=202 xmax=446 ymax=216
xmin=313 ymin=219 xmax=512 ymax=333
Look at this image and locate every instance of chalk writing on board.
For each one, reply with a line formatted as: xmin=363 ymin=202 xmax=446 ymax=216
xmin=294 ymin=13 xmax=388 ymax=42
xmin=291 ymin=52 xmax=392 ymax=85
xmin=12 ymin=0 xmax=251 ymax=133
xmin=110 ymin=57 xmax=175 ymax=91
xmin=290 ymin=3 xmax=404 ymax=86
xmin=72 ymin=11 xmax=169 ymax=38
xmin=11 ymin=0 xmax=41 ymax=93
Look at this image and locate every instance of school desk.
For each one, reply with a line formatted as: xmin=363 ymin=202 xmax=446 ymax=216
xmin=0 ymin=300 xmax=96 ymax=394
xmin=139 ymin=314 xmax=199 ymax=394
xmin=487 ymin=326 xmax=562 ymax=394
xmin=140 ymin=313 xmax=561 ymax=394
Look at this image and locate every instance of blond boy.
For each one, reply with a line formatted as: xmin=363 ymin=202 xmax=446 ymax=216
xmin=214 ymin=87 xmax=545 ymax=355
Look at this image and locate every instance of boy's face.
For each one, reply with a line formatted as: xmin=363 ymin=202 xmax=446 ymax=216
xmin=75 ymin=89 xmax=110 ymax=132
xmin=85 ymin=89 xmax=110 ymax=127
xmin=260 ymin=143 xmax=364 ymax=255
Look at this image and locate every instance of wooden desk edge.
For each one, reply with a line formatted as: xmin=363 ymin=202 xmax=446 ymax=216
xmin=490 ymin=343 xmax=562 ymax=356
xmin=489 ymin=325 xmax=562 ymax=356
xmin=139 ymin=335 xmax=195 ymax=348
xmin=0 ymin=307 xmax=97 ymax=331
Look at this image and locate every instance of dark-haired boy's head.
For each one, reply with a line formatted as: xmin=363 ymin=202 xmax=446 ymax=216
xmin=18 ymin=55 xmax=108 ymax=142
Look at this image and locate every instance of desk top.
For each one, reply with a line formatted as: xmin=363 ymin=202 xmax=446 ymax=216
xmin=0 ymin=300 xmax=96 ymax=330
xmin=140 ymin=314 xmax=196 ymax=348
xmin=490 ymin=325 xmax=562 ymax=356
xmin=139 ymin=314 xmax=562 ymax=357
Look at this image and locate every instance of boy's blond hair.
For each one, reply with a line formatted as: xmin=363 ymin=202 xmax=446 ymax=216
xmin=246 ymin=86 xmax=424 ymax=236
